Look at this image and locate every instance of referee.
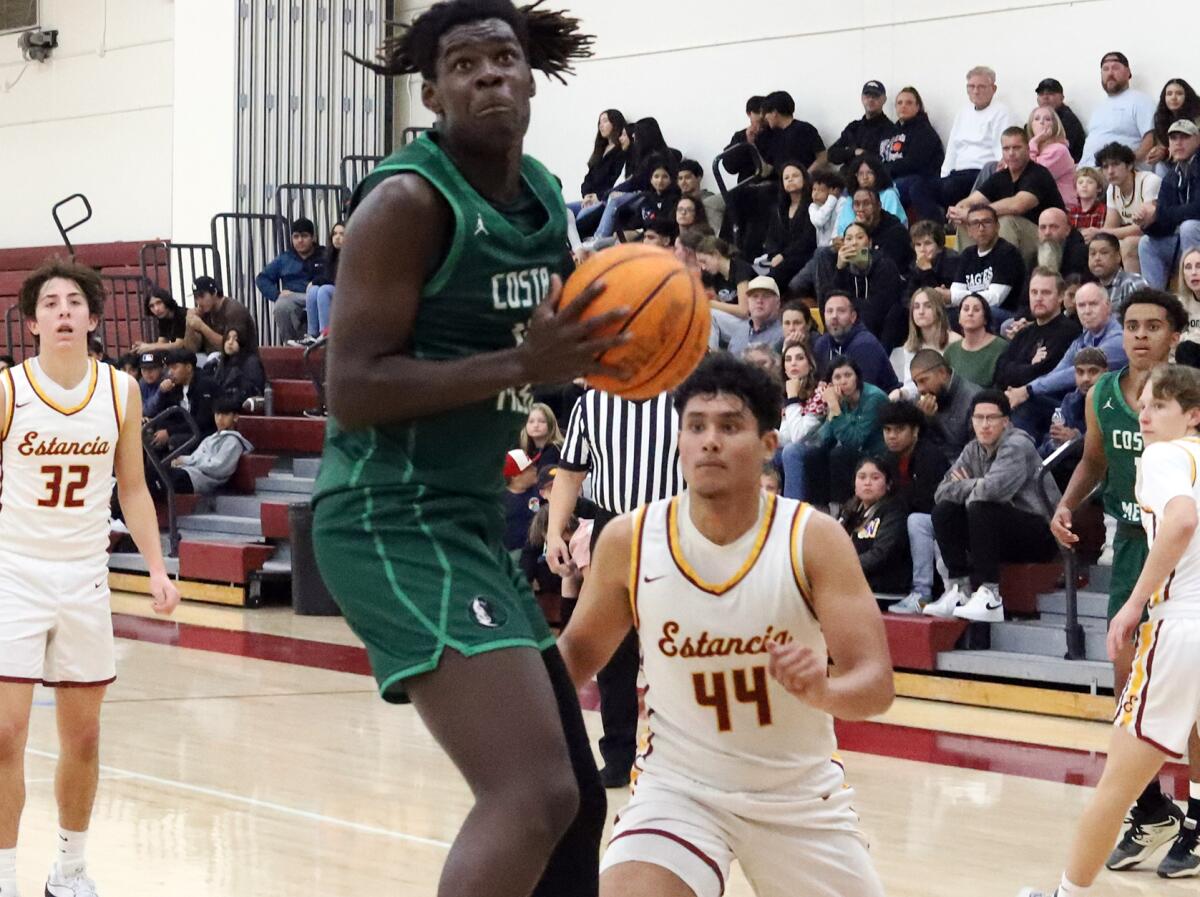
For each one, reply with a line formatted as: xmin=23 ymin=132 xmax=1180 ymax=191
xmin=547 ymin=387 xmax=683 ymax=788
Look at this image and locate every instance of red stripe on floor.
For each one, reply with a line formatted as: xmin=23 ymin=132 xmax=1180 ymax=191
xmin=112 ymin=614 xmax=1188 ymax=792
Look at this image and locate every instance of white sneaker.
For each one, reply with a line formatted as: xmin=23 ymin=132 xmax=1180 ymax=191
xmin=922 ymin=583 xmax=967 ymax=618
xmin=45 ymin=865 xmax=98 ymax=897
xmin=889 ymin=592 xmax=927 ymax=615
xmin=1099 ymin=543 xmax=1114 ymax=566
xmin=1015 ymin=889 xmax=1056 ymax=897
xmin=954 ymin=585 xmax=1004 ymax=622
xmin=0 ymin=879 xmax=21 ymax=897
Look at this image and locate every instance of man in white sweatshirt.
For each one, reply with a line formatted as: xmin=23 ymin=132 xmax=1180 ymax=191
xmin=940 ymin=66 xmax=1015 ymax=208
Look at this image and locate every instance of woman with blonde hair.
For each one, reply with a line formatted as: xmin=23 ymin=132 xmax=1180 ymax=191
xmin=1176 ymin=247 xmax=1200 ymax=368
xmin=889 ymin=287 xmax=961 ymax=399
xmin=1026 ymin=106 xmax=1077 ymax=206
xmin=519 ymin=402 xmax=564 ymax=467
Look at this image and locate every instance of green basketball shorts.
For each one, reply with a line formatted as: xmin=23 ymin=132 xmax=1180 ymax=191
xmin=312 ymin=487 xmax=555 ymax=703
xmin=1107 ymin=525 xmax=1149 ymax=622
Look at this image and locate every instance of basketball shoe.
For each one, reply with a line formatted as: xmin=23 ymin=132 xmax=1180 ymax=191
xmin=1015 ymin=889 xmax=1057 ymax=896
xmin=44 ymin=864 xmax=98 ymax=897
xmin=922 ymin=582 xmax=967 ymax=618
xmin=1106 ymin=799 xmax=1183 ymax=870
xmin=1157 ymin=816 xmax=1200 ymax=877
xmin=889 ymin=592 xmax=927 ymax=615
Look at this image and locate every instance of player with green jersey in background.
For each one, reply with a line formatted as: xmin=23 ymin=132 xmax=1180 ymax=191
xmin=1051 ymin=288 xmax=1200 ymax=875
xmin=311 ymin=3 xmax=629 ymax=895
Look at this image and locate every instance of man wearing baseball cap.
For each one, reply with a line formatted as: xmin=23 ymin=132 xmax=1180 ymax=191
xmin=827 ymin=81 xmax=894 ymax=167
xmin=254 ymin=216 xmax=324 ymax=343
xmin=1079 ymin=52 xmax=1156 ymax=166
xmin=727 ymin=275 xmax=785 ymax=355
xmin=1138 ymin=119 xmax=1200 ymax=289
xmin=184 ymin=275 xmax=259 ymax=355
xmin=1035 ymin=77 xmax=1086 ymax=162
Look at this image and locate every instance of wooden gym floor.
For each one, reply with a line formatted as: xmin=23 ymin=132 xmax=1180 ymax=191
xmin=8 ymin=592 xmax=1194 ymax=896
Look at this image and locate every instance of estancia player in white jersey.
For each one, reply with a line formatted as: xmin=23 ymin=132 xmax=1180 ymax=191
xmin=560 ymin=353 xmax=894 ymax=897
xmin=0 ymin=261 xmax=180 ymax=897
xmin=1020 ymin=363 xmax=1200 ymax=897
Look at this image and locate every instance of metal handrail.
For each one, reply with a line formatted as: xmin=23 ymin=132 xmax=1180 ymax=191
xmin=52 ymin=193 xmax=92 ymax=258
xmin=1036 ymin=435 xmax=1102 ymax=661
xmin=710 ymin=143 xmax=765 ymax=249
xmin=142 ymin=406 xmax=201 ymax=557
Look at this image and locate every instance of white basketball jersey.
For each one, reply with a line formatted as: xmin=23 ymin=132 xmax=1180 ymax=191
xmin=0 ymin=358 xmax=127 ymax=562
xmin=630 ymin=491 xmax=844 ymax=797
xmin=1137 ymin=437 xmax=1200 ymax=620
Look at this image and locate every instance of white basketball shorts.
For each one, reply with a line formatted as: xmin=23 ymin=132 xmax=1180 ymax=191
xmin=1116 ymin=617 xmax=1200 ymax=759
xmin=601 ymin=770 xmax=884 ymax=897
xmin=0 ymin=550 xmax=116 ymax=687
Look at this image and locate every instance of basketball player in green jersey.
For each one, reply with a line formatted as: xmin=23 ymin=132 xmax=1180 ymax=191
xmin=1051 ymin=288 xmax=1200 ymax=873
xmin=311 ymin=3 xmax=625 ymax=895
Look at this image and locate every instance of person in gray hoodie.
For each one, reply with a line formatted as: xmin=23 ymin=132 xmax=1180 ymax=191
xmin=166 ymin=398 xmax=255 ymax=495
xmin=923 ymin=390 xmax=1060 ymax=623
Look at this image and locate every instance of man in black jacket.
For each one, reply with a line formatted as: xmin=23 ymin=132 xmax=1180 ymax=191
xmin=153 ymin=348 xmax=221 ymax=449
xmin=828 ymin=81 xmax=894 ymax=166
xmin=852 ymin=188 xmax=914 ymax=271
xmin=992 ymin=268 xmax=1082 ymax=391
xmin=880 ymin=400 xmax=951 ymax=613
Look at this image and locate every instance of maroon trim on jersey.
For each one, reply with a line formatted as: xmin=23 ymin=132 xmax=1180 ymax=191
xmin=42 ymin=675 xmax=117 ymax=689
xmin=0 ymin=674 xmax=42 ymax=684
xmin=609 ymin=827 xmax=725 ymax=895
xmin=1131 ymin=729 xmax=1184 ymax=760
xmin=107 ymin=365 xmax=123 ymax=431
xmin=0 ymin=366 xmax=14 ymax=441
xmin=1133 ymin=620 xmax=1163 ymax=745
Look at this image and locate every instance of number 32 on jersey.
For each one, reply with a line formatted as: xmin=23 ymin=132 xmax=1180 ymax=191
xmin=693 ymin=667 xmax=773 ymax=732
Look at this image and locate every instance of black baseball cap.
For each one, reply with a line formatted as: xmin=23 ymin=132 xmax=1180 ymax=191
xmin=138 ymin=352 xmax=163 ymax=367
xmin=1101 ymin=51 xmax=1129 ymax=68
xmin=164 ymin=348 xmax=197 ymax=367
xmin=192 ymin=275 xmax=220 ymax=296
xmin=291 ymin=217 xmax=315 ymax=235
xmin=862 ymin=80 xmax=886 ymax=96
xmin=1035 ymin=78 xmax=1063 ymax=95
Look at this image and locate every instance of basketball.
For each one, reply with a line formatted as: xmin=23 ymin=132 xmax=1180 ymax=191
xmin=560 ymin=243 xmax=710 ymax=400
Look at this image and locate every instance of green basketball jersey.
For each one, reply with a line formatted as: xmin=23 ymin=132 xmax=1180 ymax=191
xmin=313 ymin=132 xmax=570 ymax=505
xmin=1094 ymin=368 xmax=1143 ymax=525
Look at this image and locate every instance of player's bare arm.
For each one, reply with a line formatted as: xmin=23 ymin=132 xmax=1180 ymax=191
xmin=1108 ymin=495 xmax=1198 ymax=656
xmin=546 ymin=467 xmax=587 ymax=574
xmin=769 ymin=512 xmax=894 ymax=720
xmin=1051 ymin=382 xmax=1106 ymax=545
xmin=113 ymin=379 xmax=180 ymax=616
xmin=325 ymin=173 xmax=629 ymax=431
xmin=558 ymin=514 xmax=635 ymax=689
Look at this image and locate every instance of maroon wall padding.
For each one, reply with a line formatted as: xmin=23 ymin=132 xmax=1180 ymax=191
xmin=230 ymin=453 xmax=279 ymax=494
xmin=269 ymin=379 xmax=319 ymax=415
xmin=260 ymin=346 xmax=308 ymax=380
xmin=259 ymin=502 xmax=292 ymax=539
xmin=999 ymin=562 xmax=1065 ymax=617
xmin=0 ymin=241 xmax=159 ymax=272
xmin=237 ymin=416 xmax=325 ymax=454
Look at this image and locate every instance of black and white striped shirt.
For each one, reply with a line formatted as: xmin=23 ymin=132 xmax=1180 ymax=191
xmin=560 ymin=389 xmax=684 ymax=514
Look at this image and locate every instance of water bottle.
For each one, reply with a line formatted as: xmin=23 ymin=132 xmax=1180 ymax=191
xmin=1051 ymin=407 xmax=1065 ymax=428
xmin=264 ymin=383 xmax=275 ymax=416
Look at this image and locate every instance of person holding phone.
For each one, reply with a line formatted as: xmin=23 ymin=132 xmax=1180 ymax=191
xmin=832 ymin=222 xmax=906 ymax=351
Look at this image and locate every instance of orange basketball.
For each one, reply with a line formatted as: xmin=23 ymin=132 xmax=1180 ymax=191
xmin=560 ymin=243 xmax=710 ymax=400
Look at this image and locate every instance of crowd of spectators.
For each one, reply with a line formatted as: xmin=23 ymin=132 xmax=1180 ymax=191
xmin=553 ymin=50 xmax=1200 ymax=620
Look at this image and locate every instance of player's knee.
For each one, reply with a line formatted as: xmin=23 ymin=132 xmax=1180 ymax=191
xmin=0 ymin=718 xmax=29 ymax=761
xmin=507 ymin=771 xmax=581 ymax=848
xmin=59 ymin=718 xmax=101 ymax=761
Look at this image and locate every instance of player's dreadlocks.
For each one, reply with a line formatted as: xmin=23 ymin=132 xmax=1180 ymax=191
xmin=352 ymin=0 xmax=594 ymax=84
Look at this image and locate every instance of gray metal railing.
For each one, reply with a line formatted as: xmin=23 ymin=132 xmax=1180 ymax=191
xmin=142 ymin=406 xmax=201 ymax=557
xmin=710 ymin=143 xmax=765 ymax=250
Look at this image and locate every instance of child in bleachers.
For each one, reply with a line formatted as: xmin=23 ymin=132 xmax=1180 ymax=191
xmin=630 ymin=161 xmax=681 ymax=233
xmin=502 ymin=449 xmax=542 ymax=558
xmin=809 ymin=168 xmax=844 ymax=247
xmin=760 ymin=463 xmax=781 ymax=495
xmin=1068 ymin=166 xmax=1107 ymax=233
xmin=1040 ymin=346 xmax=1106 ymax=491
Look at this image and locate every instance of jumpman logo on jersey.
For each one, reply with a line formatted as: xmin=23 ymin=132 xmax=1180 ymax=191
xmin=1103 ymin=398 xmax=1115 ymax=410
xmin=474 ymin=213 xmax=489 ymax=237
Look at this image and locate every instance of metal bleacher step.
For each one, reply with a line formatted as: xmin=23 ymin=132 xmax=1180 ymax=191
xmin=213 ymin=495 xmax=266 ymax=518
xmin=988 ymin=620 xmax=1109 ymax=662
xmin=108 ymin=552 xmax=181 ymax=576
xmin=1086 ymin=564 xmax=1112 ymax=591
xmin=936 ymin=649 xmax=1114 ymax=690
xmin=291 ymin=457 xmax=321 ymax=479
xmin=1036 ymin=590 xmax=1110 ymax=619
xmin=254 ymin=472 xmax=315 ymax=495
xmin=177 ymin=513 xmax=263 ymax=538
